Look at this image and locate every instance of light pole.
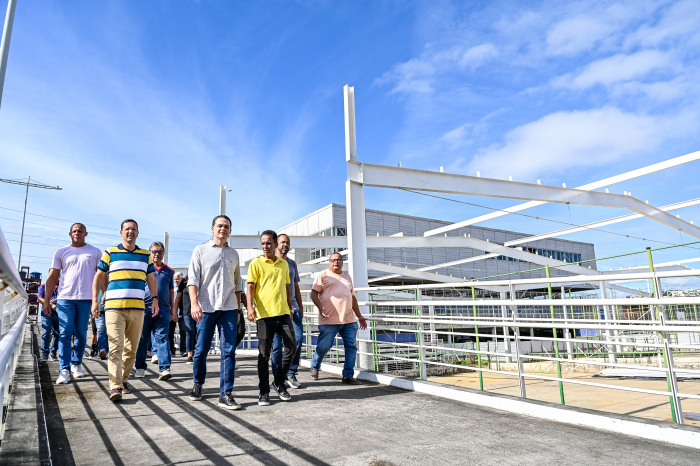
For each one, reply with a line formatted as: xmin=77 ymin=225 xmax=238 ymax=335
xmin=0 ymin=0 xmax=18 ymax=110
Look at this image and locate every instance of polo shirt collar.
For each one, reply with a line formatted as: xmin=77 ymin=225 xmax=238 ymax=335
xmin=117 ymin=243 xmax=140 ymax=252
xmin=208 ymin=239 xmax=229 ymax=248
xmin=262 ymin=255 xmax=277 ymax=263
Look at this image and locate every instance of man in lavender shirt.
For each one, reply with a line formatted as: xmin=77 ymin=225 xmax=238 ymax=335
xmin=44 ymin=223 xmax=102 ymax=385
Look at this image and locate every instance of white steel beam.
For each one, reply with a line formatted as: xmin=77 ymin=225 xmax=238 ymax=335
xmin=349 ymin=161 xmax=700 ymax=238
xmin=424 ymin=150 xmax=700 ymax=236
xmin=370 ymin=197 xmax=700 ymax=283
xmin=504 ymin=198 xmax=700 ymax=246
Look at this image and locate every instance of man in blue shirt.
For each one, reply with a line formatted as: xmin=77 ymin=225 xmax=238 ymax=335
xmin=38 ymin=281 xmax=59 ymax=362
xmin=134 ymin=241 xmax=176 ymax=380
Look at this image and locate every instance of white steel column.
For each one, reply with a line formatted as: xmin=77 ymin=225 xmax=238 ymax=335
xmin=500 ymin=291 xmax=512 ymax=363
xmin=600 ymin=282 xmax=617 ymax=364
xmin=344 ymin=85 xmax=371 ymax=371
xmin=219 ymin=185 xmax=227 ymax=215
xmin=163 ymin=232 xmax=170 ymax=265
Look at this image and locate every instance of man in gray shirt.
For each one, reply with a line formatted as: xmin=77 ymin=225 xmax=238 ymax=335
xmin=187 ymin=215 xmax=243 ymax=410
xmin=270 ymin=234 xmax=304 ymax=388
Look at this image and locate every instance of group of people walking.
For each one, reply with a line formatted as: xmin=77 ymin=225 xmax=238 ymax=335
xmin=40 ymin=215 xmax=367 ymax=409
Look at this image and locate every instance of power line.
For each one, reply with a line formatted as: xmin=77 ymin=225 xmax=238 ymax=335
xmin=399 ymin=188 xmax=700 ymax=251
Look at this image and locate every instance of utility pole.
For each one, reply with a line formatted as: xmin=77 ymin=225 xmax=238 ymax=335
xmin=0 ymin=0 xmax=18 ymax=110
xmin=0 ymin=177 xmax=62 ymax=269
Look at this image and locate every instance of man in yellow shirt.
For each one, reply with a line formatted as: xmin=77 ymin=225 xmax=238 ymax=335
xmin=247 ymin=230 xmax=296 ymax=406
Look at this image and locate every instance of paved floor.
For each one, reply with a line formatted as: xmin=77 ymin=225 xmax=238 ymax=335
xmin=430 ymin=371 xmax=700 ymax=426
xmin=37 ymin=348 xmax=700 ymax=466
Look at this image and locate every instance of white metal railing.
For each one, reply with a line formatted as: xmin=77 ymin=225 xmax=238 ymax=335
xmin=343 ymin=269 xmax=700 ymax=425
xmin=0 ymin=227 xmax=30 ymax=439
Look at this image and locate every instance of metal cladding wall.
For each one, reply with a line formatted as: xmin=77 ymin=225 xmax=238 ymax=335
xmin=277 ymin=203 xmax=596 ymax=282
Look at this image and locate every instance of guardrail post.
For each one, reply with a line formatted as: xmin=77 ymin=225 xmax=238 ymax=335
xmin=471 ymin=282 xmax=484 ymax=391
xmin=560 ymin=286 xmax=574 ymax=360
xmin=416 ymin=288 xmax=427 ymax=380
xmin=600 ymin=281 xmax=618 ymax=364
xmin=646 ymin=247 xmax=682 ymax=423
xmin=545 ymin=266 xmax=565 ymax=405
xmin=500 ymin=291 xmax=512 ymax=363
xmin=509 ymin=282 xmax=526 ymax=398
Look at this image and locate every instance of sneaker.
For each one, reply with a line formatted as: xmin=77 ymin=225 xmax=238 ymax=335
xmin=285 ymin=374 xmax=301 ymax=389
xmin=151 ymin=354 xmax=158 ymax=364
xmin=342 ymin=377 xmax=362 ymax=385
xmin=186 ymin=356 xmax=193 ymax=364
xmin=189 ymin=384 xmax=203 ymax=401
xmin=122 ymin=382 xmax=131 ymax=394
xmin=180 ymin=352 xmax=187 ymax=358
xmin=271 ymin=381 xmax=291 ymax=401
xmin=310 ymin=369 xmax=319 ymax=380
xmin=134 ymin=368 xmax=146 ymax=378
xmin=90 ymin=344 xmax=98 ymax=358
xmin=71 ymin=365 xmax=85 ymax=378
xmin=49 ymin=352 xmax=57 ymax=361
xmin=258 ymin=392 xmax=270 ymax=406
xmin=159 ymin=369 xmax=172 ymax=381
xmin=40 ymin=355 xmax=48 ymax=363
xmin=99 ymin=349 xmax=107 ymax=360
xmin=109 ymin=388 xmax=122 ymax=401
xmin=56 ymin=369 xmax=70 ymax=384
xmin=218 ymin=394 xmax=241 ymax=410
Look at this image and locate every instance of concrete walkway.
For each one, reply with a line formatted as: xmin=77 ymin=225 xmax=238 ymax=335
xmin=32 ymin=342 xmax=700 ymax=466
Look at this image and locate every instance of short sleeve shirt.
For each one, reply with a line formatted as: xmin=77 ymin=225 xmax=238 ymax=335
xmin=312 ymin=269 xmax=356 ymax=325
xmin=50 ymin=244 xmax=102 ymax=300
xmin=38 ymin=283 xmax=58 ymax=300
xmin=97 ymin=244 xmax=155 ymax=311
xmin=247 ymin=256 xmax=290 ymax=319
xmin=178 ymin=279 xmax=192 ymax=317
xmin=286 ymin=258 xmax=300 ymax=311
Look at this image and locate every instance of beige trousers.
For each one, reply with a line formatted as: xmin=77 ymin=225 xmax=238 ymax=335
xmin=105 ymin=309 xmax=144 ymax=390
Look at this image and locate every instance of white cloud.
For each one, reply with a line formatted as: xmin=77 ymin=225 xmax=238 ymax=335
xmin=546 ymin=15 xmax=617 ymax=56
xmin=626 ymin=0 xmax=700 ymax=48
xmin=375 ymin=43 xmax=497 ymax=95
xmin=553 ymin=50 xmax=676 ymax=89
xmin=464 ymin=107 xmax=665 ymax=180
xmin=440 ymin=123 xmax=472 ymax=150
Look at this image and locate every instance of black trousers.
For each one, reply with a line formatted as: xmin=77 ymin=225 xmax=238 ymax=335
xmin=256 ymin=314 xmax=296 ymax=393
xmin=169 ymin=320 xmax=187 ymax=354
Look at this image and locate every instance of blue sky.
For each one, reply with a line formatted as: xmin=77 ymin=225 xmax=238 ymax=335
xmin=1 ymin=0 xmax=699 ymax=284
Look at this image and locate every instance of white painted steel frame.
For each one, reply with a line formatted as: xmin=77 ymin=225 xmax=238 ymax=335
xmin=348 ymin=161 xmax=700 ymax=238
xmin=424 ymin=150 xmax=700 ymax=237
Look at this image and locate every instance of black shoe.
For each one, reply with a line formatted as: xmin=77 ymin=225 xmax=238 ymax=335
xmin=189 ymin=384 xmax=203 ymax=401
xmin=258 ymin=392 xmax=270 ymax=406
xmin=285 ymin=374 xmax=301 ymax=389
xmin=271 ymin=381 xmax=291 ymax=401
xmin=180 ymin=352 xmax=187 ymax=358
xmin=186 ymin=356 xmax=193 ymax=364
xmin=218 ymin=394 xmax=241 ymax=410
xmin=342 ymin=377 xmax=362 ymax=385
xmin=90 ymin=344 xmax=98 ymax=357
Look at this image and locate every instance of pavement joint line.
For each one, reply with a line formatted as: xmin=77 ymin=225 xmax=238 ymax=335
xmin=302 ymin=358 xmax=700 ymax=450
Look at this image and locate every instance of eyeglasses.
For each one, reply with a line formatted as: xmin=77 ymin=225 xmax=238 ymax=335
xmin=330 ymin=259 xmax=343 ymax=263
xmin=150 ymin=250 xmax=164 ymax=254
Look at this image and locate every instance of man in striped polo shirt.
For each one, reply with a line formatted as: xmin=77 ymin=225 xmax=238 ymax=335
xmin=92 ymin=219 xmax=159 ymax=401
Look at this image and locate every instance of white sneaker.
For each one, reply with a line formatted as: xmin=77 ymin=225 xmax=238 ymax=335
xmin=134 ymin=368 xmax=146 ymax=378
xmin=159 ymin=369 xmax=172 ymax=381
xmin=71 ymin=365 xmax=85 ymax=378
xmin=56 ymin=369 xmax=70 ymax=384
xmin=151 ymin=354 xmax=158 ymax=364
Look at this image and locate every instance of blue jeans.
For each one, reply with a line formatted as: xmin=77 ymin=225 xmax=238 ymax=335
xmin=183 ymin=315 xmax=197 ymax=352
xmin=193 ymin=310 xmax=237 ymax=396
xmin=135 ymin=308 xmax=171 ymax=371
xmin=41 ymin=312 xmax=59 ymax=358
xmin=271 ymin=308 xmax=303 ymax=377
xmin=311 ymin=322 xmax=358 ymax=378
xmin=94 ymin=312 xmax=108 ymax=353
xmin=56 ymin=300 xmax=92 ymax=371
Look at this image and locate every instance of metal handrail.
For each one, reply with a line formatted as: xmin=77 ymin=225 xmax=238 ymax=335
xmin=0 ymin=228 xmax=26 ymax=299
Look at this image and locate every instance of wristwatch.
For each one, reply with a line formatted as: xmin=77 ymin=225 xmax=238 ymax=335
xmin=152 ymin=297 xmax=159 ymax=300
